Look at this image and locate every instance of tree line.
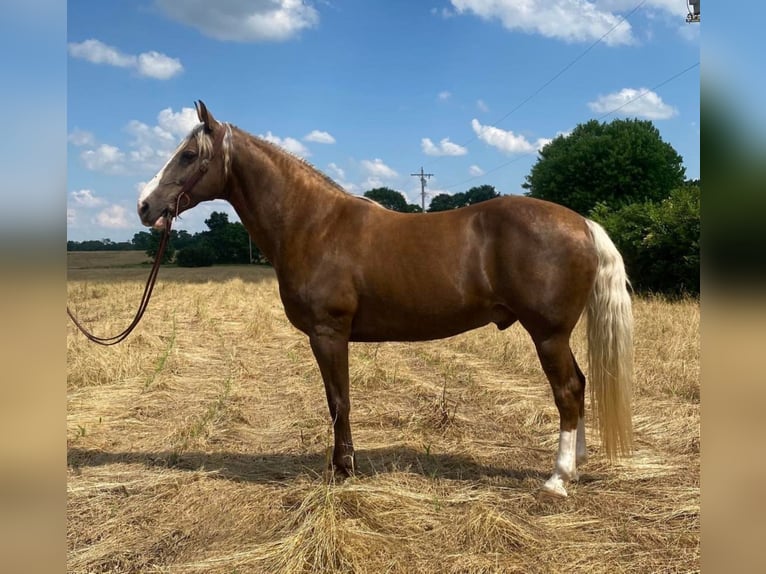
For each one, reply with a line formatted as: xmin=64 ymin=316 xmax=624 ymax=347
xmin=68 ymin=117 xmax=698 ymax=295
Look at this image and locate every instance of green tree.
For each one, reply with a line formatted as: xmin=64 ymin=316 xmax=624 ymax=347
xmin=364 ymin=187 xmax=422 ymax=212
xmin=427 ymin=193 xmax=459 ymax=212
xmin=176 ymin=244 xmax=216 ymax=267
xmin=591 ymin=184 xmax=700 ymax=295
xmin=203 ymin=212 xmax=252 ymax=263
xmin=132 ymin=231 xmax=153 ymax=251
xmin=145 ymin=229 xmax=176 ymax=263
xmin=427 ymin=185 xmax=499 ymax=212
xmin=523 ymin=118 xmax=685 ymax=215
xmin=205 ymin=211 xmax=230 ymax=234
xmin=174 ymin=230 xmax=195 ymax=251
xmin=464 ymin=185 xmax=500 ymax=205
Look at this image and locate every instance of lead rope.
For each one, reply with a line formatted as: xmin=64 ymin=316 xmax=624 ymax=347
xmin=67 ymin=216 xmax=172 ymax=346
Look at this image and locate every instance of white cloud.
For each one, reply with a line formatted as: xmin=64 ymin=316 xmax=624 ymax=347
xmin=450 ymin=0 xmax=634 ymax=45
xmin=71 ymin=189 xmax=105 ymax=208
xmin=340 ymin=181 xmax=360 ymax=194
xmin=68 ymin=38 xmax=183 ymax=79
xmin=363 ymin=177 xmax=386 ymax=190
xmin=327 ymin=162 xmax=345 ymax=179
xmin=81 ymin=144 xmax=126 ymax=173
xmin=136 ymin=51 xmax=184 ymax=80
xmin=421 ymin=137 xmax=468 ymax=157
xmin=325 ymin=163 xmax=355 ymax=191
xmin=155 ymin=0 xmax=320 ymax=42
xmin=477 ymin=99 xmax=489 ymax=113
xmin=471 ymin=119 xmax=549 ymax=154
xmin=79 ymin=106 xmax=201 ymax=176
xmin=68 ymin=39 xmax=135 ymax=67
xmin=361 ymin=158 xmax=398 ymax=179
xmin=126 ymin=107 xmax=199 ymax=153
xmin=438 ymin=90 xmax=451 ymax=101
xmin=260 ymin=131 xmax=311 ymax=157
xmin=157 ymin=107 xmax=200 ymax=138
xmin=304 ymin=130 xmax=336 ymax=144
xmin=67 ymin=208 xmax=76 ymax=225
xmin=469 ymin=164 xmax=485 ymax=176
xmin=68 ymin=128 xmax=95 ymax=147
xmin=96 ymin=205 xmax=132 ymax=229
xmin=588 ymin=87 xmax=678 ymax=119
xmin=592 ymin=1 xmax=685 ymax=16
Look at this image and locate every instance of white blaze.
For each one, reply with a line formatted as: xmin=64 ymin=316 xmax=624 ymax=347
xmin=138 ymin=138 xmax=186 ymax=204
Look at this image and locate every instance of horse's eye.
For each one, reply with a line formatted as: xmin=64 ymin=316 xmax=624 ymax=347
xmin=180 ymin=150 xmax=197 ymax=163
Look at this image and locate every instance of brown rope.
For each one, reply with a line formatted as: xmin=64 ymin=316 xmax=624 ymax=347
xmin=67 ymin=218 xmax=171 ymax=346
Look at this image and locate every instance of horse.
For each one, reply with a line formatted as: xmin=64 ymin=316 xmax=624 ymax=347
xmin=138 ymin=101 xmax=633 ymax=498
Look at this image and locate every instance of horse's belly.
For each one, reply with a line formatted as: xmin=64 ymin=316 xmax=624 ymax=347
xmin=349 ymin=301 xmax=500 ymax=342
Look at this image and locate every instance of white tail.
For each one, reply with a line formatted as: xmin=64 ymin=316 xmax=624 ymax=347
xmin=584 ymin=219 xmax=634 ymax=459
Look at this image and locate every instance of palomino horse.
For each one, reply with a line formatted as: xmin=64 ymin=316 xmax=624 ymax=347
xmin=138 ymin=102 xmax=633 ymax=498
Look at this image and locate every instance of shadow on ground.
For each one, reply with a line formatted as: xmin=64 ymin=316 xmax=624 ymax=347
xmin=67 ymin=445 xmax=550 ymax=485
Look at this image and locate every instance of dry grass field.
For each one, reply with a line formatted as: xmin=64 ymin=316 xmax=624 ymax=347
xmin=67 ymin=252 xmax=699 ymax=573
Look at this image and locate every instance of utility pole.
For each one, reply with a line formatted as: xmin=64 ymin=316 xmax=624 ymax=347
xmin=410 ymin=167 xmax=434 ymax=212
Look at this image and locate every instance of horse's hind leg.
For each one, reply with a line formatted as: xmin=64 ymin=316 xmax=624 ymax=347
xmin=534 ymin=334 xmax=585 ymax=498
xmin=572 ymin=353 xmax=588 ymax=466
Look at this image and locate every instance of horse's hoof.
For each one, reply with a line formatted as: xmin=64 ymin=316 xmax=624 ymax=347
xmin=328 ymin=454 xmax=355 ymax=480
xmin=323 ymin=463 xmax=352 ymax=483
xmin=539 ymin=476 xmax=568 ymax=499
xmin=335 ymin=466 xmax=353 ymax=479
xmin=537 ymin=486 xmax=567 ymax=500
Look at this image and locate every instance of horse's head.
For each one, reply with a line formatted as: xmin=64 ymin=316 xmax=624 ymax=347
xmin=138 ymin=100 xmax=231 ymax=229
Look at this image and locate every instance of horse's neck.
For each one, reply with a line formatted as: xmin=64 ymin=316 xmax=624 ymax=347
xmin=225 ymin=129 xmax=347 ymax=267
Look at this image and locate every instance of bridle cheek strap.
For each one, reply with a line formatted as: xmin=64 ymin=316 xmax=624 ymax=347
xmin=175 ymin=129 xmax=223 ymax=217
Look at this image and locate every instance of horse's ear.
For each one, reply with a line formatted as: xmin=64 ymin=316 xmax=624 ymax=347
xmin=194 ymin=100 xmax=217 ymax=132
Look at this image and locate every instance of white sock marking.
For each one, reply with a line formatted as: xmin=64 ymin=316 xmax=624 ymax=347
xmin=543 ymin=429 xmax=578 ymax=498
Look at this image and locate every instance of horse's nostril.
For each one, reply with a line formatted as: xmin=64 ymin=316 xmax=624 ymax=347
xmin=139 ymin=201 xmax=149 ymax=215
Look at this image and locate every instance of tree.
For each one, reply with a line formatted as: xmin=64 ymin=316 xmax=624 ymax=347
xmin=205 ymin=211 xmax=231 ymax=234
xmin=145 ymin=229 xmax=175 ymax=263
xmin=132 ymin=231 xmax=152 ymax=251
xmin=427 ymin=185 xmax=500 ymax=212
xmin=364 ymin=187 xmax=422 ymax=212
xmin=174 ymin=230 xmax=195 ymax=251
xmin=203 ymin=211 xmax=252 ymax=263
xmin=176 ymin=244 xmax=215 ymax=267
xmin=427 ymin=193 xmax=458 ymax=212
xmin=590 ymin=184 xmax=700 ymax=295
xmin=523 ymin=118 xmax=685 ymax=215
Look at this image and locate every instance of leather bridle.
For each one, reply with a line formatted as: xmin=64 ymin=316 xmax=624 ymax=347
xmin=67 ymin=124 xmax=228 ymax=346
xmin=173 ymin=124 xmax=227 ymax=213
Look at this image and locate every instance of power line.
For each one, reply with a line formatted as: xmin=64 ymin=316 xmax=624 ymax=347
xmin=424 ymin=0 xmax=648 ymax=169
xmin=440 ymin=60 xmax=700 ymax=192
xmin=595 ymin=62 xmax=700 ymax=121
xmin=485 ymin=0 xmax=648 ymax=133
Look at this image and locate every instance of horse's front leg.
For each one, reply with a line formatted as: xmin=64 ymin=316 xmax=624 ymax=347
xmin=309 ymin=330 xmax=355 ymax=476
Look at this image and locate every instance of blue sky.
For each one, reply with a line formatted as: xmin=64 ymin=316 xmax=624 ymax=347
xmin=67 ymin=0 xmax=699 ymax=242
